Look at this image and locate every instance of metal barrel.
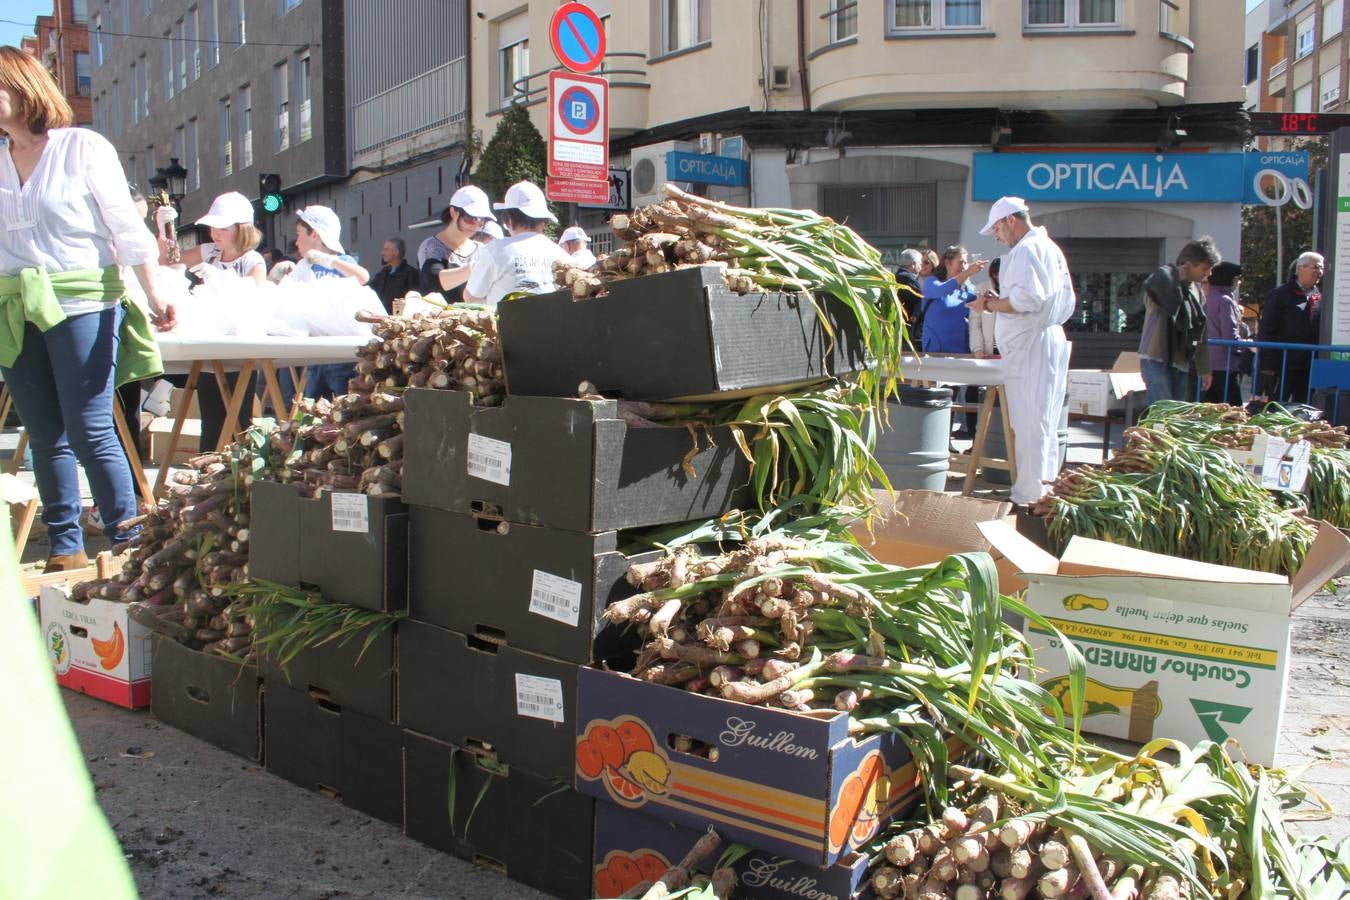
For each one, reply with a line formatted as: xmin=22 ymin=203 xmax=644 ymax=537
xmin=873 ymin=385 xmax=953 ymax=491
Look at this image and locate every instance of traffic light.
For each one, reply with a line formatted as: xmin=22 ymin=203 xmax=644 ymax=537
xmin=259 ymin=173 xmax=283 ymax=214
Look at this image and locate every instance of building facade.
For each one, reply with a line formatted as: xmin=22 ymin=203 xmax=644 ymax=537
xmin=89 ymin=0 xmax=469 ymax=266
xmin=29 ymin=0 xmax=94 ymax=127
xmin=472 ymin=0 xmax=1246 ymax=364
xmin=1262 ymin=0 xmax=1347 ymax=117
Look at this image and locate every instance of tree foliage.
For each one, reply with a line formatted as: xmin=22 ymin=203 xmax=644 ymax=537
xmin=470 ymin=104 xmax=563 ymax=228
xmin=1240 ymin=137 xmax=1327 ymax=309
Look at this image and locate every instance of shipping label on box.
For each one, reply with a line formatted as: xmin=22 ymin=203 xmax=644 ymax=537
xmin=1067 ymin=372 xmax=1115 ymax=417
xmin=40 ymin=584 xmax=152 ymax=709
xmin=574 ymin=667 xmax=964 ymax=867
xmin=1225 ymin=434 xmax=1312 ymax=492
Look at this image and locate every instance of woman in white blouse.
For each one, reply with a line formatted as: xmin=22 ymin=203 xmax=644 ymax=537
xmin=0 ymin=47 xmax=175 ymax=571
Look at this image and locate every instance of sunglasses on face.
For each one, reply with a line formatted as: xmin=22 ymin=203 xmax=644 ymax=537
xmin=458 ymin=212 xmax=486 ymax=225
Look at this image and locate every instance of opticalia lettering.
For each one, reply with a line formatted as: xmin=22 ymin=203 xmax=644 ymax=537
xmin=740 ymin=858 xmax=841 ymax=899
xmin=1024 ymin=157 xmax=1189 ymax=198
xmin=719 ymin=717 xmax=820 ymax=759
xmin=1161 ymin=658 xmax=1252 ymax=689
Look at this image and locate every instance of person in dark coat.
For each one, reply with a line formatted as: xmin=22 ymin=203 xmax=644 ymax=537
xmin=895 ymin=248 xmax=924 ymax=346
xmin=1258 ymin=251 xmax=1323 ymax=403
xmin=369 ymin=238 xmax=420 ymax=312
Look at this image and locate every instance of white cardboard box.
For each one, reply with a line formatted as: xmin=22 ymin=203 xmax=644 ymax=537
xmin=1066 ymin=352 xmax=1146 ymax=417
xmin=979 ymin=520 xmax=1350 ymax=765
xmin=1225 ymin=433 xmax=1312 ymax=492
xmin=39 ymin=584 xmax=153 ymax=709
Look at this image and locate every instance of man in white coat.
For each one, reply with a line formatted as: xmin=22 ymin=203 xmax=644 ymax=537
xmin=966 ymin=197 xmax=1076 ymax=508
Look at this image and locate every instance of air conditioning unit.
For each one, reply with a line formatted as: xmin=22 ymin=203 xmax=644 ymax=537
xmin=629 ymin=140 xmax=697 ymax=207
xmin=698 ymin=132 xmax=717 ymax=154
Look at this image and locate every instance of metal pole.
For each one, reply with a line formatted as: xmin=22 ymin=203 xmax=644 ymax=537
xmin=1275 ymin=202 xmax=1283 ymax=288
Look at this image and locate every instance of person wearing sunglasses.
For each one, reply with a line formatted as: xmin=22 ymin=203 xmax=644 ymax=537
xmin=418 ymin=186 xmax=494 ymax=302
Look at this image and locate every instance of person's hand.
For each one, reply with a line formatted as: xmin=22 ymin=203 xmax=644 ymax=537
xmin=966 ymin=258 xmax=986 ymax=274
xmin=145 ymin=290 xmax=177 ymax=331
xmin=306 ymin=249 xmax=337 ymax=268
xmin=154 ymin=206 xmax=178 ymax=227
xmin=965 ymin=295 xmax=986 ymax=313
xmin=188 ymin=262 xmax=217 ymax=282
xmin=1201 ymin=374 xmax=1213 ymax=392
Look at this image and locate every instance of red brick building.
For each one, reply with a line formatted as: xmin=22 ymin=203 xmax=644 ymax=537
xmin=26 ymin=0 xmax=92 ymax=126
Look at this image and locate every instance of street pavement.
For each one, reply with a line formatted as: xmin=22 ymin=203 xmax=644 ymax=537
xmin=9 ymin=422 xmax=1350 ymax=898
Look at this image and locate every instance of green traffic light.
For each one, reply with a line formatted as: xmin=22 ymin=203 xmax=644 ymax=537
xmin=262 ymin=194 xmax=283 ymax=213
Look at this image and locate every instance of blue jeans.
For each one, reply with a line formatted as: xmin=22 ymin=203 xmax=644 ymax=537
xmin=1140 ymin=358 xmax=1192 ymax=408
xmin=0 ymin=307 xmax=139 ymax=555
xmin=305 ymin=363 xmax=355 ymax=401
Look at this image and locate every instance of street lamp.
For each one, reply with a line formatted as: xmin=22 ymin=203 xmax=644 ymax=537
xmin=161 ymin=157 xmax=189 ymax=205
xmin=148 ymin=172 xmax=168 ymax=195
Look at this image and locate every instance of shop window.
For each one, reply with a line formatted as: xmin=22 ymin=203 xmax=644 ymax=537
xmin=1058 ymin=238 xmax=1164 ymax=336
xmin=891 ymin=0 xmax=985 ymax=31
xmin=1025 ymin=0 xmax=1118 ymax=29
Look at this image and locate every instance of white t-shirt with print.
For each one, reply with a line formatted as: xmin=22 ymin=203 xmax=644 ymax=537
xmin=199 ymin=241 xmax=266 ymax=279
xmin=465 ymin=232 xmax=569 ymax=306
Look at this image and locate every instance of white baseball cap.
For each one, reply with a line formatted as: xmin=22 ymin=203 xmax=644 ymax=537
xmin=493 ymin=180 xmax=558 ymax=223
xmin=196 ymin=191 xmax=256 ymax=228
xmin=479 ymin=220 xmax=504 ymax=240
xmin=448 ymin=185 xmax=496 ymax=220
xmin=979 ymin=196 xmax=1030 ymax=236
xmin=297 ymin=206 xmax=344 ymax=254
xmin=559 ymin=226 xmax=590 ymax=244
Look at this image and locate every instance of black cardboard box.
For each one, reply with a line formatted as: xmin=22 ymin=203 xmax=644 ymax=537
xmin=403 ymin=730 xmax=594 ymax=900
xmin=150 ymin=634 xmax=262 ymax=761
xmin=498 ymin=265 xmax=867 ymax=401
xmin=264 ymin=684 xmax=403 ymax=826
xmin=399 ymin=621 xmax=577 ymax=781
xmin=402 ymin=389 xmax=752 ymax=532
xmin=257 ymin=623 xmax=396 ymax=723
xmin=408 ymin=507 xmax=656 ymax=663
xmin=248 ymin=481 xmax=408 ymax=612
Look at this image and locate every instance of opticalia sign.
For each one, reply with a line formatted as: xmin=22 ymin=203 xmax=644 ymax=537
xmin=972 ymin=151 xmax=1309 ymax=204
xmin=665 ymin=150 xmax=748 ymax=187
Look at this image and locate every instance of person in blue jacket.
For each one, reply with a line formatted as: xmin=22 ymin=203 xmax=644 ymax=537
xmin=922 ymin=245 xmax=987 ymax=439
xmin=920 ymin=245 xmax=987 ymax=353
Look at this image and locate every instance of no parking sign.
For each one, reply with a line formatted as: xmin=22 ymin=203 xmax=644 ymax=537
xmin=548 ymin=70 xmax=608 ymax=183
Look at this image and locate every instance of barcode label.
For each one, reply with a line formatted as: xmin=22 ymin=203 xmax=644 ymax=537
xmin=515 ymin=673 xmax=565 ymax=724
xmin=330 ymin=492 xmax=369 ymax=533
xmin=466 ymin=433 xmax=512 ymax=486
xmin=528 ymin=570 xmax=583 ymax=627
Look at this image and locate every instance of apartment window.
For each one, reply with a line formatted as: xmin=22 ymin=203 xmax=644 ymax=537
xmin=163 ymin=34 xmax=173 ymax=98
xmin=93 ymin=12 xmax=103 ymax=66
xmin=1294 ymin=81 xmax=1313 ymax=112
xmin=186 ymin=118 xmax=200 ymax=191
xmin=233 ymin=0 xmax=247 ymax=46
xmin=1026 ymin=0 xmax=1118 ymax=28
xmin=1321 ymin=66 xmax=1341 ymax=109
xmin=297 ymin=51 xmax=312 ymax=142
xmin=145 ymin=147 xmax=155 ymax=188
xmin=92 ymin=94 xmax=102 ymax=134
xmin=205 ymin=0 xmax=219 ymax=67
xmin=144 ymin=0 xmax=151 ymax=16
xmin=1295 ymin=17 xmax=1315 ymax=58
xmin=274 ymin=60 xmax=290 ymax=151
xmin=661 ymin=0 xmax=709 ymax=52
xmin=220 ymin=97 xmax=233 ymax=176
xmin=140 ymin=54 xmax=150 ymax=114
xmin=110 ymin=80 xmax=121 ymax=133
xmin=499 ymin=40 xmax=529 ymax=105
xmin=126 ymin=155 xmax=137 ymax=187
xmin=120 ymin=0 xmax=128 ymax=31
xmin=892 ymin=0 xmax=984 ymax=29
xmin=1325 ymin=0 xmax=1344 ymax=40
xmin=130 ymin=62 xmax=139 ymax=121
xmin=1245 ymin=44 xmax=1259 ymax=85
xmin=187 ymin=8 xmax=199 ymax=81
xmin=240 ymin=85 xmax=254 ymax=169
xmin=174 ymin=126 xmax=185 ymax=184
xmin=282 ymin=0 xmax=301 ymax=10
xmin=175 ymin=20 xmax=186 ymax=91
xmin=74 ymin=52 xmax=91 ymax=96
xmin=828 ymin=0 xmax=857 ymax=41
xmin=72 ymin=0 xmax=89 ymax=23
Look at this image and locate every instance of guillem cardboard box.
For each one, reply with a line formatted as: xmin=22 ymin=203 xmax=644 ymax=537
xmin=978 ymin=520 xmax=1350 ymax=766
xmin=1065 ymin=352 xmax=1146 ymax=418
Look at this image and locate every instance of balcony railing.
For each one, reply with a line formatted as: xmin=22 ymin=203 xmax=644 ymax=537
xmin=1269 ymin=58 xmax=1289 ymax=80
xmin=509 ymin=51 xmax=648 ymax=108
xmin=352 ymin=58 xmax=467 ymax=155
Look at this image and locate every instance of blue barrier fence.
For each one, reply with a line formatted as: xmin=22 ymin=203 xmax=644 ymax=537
xmin=1206 ymin=339 xmax=1350 ymax=419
